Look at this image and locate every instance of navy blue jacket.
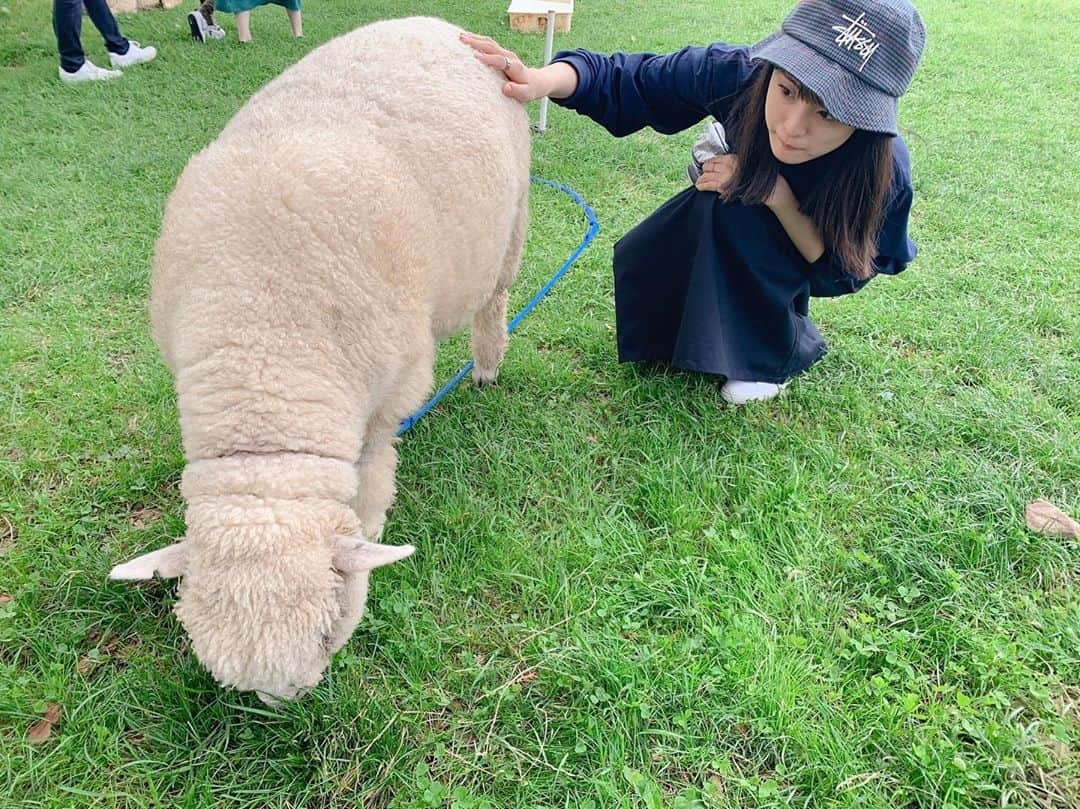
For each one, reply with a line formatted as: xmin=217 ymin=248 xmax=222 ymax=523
xmin=552 ymin=44 xmax=918 ymax=296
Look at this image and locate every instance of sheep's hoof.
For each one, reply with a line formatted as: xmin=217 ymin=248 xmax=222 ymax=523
xmin=472 ymin=367 xmax=499 ymax=387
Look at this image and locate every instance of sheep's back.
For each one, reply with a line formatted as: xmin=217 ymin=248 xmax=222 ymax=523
xmin=212 ymin=15 xmax=532 ymax=299
xmin=154 ymin=16 xmax=529 ymax=340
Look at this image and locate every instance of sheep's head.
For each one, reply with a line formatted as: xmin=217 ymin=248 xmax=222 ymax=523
xmin=110 ymin=497 xmax=413 ymax=702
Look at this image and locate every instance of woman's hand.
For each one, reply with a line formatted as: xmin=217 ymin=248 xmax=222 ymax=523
xmin=459 ymin=32 xmax=547 ymax=102
xmin=694 ymin=155 xmax=738 ymax=197
xmin=695 ymin=155 xmax=798 ymax=212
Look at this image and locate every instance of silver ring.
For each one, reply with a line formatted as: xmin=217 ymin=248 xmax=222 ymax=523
xmin=503 ymin=55 xmax=512 ymax=72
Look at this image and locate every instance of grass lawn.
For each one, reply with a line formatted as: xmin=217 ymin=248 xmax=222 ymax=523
xmin=1 ymin=0 xmax=1078 ymax=806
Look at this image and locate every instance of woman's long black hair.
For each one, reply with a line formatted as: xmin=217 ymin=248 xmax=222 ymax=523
xmin=724 ymin=65 xmax=894 ymax=280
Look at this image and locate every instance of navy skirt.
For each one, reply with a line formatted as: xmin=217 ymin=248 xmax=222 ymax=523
xmin=614 ymin=187 xmax=826 ymax=384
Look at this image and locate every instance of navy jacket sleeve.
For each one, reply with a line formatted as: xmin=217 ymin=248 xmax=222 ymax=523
xmin=805 ymin=138 xmax=918 ymax=297
xmin=550 ymin=44 xmax=758 ymax=136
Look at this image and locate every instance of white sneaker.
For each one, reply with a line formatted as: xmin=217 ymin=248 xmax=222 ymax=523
xmin=207 ymin=24 xmax=226 ymax=39
xmin=720 ymin=379 xmax=789 ymax=405
xmin=187 ymin=10 xmax=209 ymax=42
xmin=109 ymin=41 xmax=157 ymax=68
xmin=59 ymin=60 xmax=123 ymax=83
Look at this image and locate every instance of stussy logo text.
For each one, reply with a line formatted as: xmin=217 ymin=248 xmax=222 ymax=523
xmin=831 ymin=12 xmax=879 ymax=71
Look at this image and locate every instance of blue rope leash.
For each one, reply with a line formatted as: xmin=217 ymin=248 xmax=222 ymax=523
xmin=397 ymin=176 xmax=600 ymax=436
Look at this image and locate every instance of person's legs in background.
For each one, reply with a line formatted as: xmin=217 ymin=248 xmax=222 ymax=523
xmin=54 ymin=0 xmax=122 ymax=81
xmin=236 ymin=10 xmax=251 ymax=42
xmin=188 ymin=0 xmax=226 ymax=42
xmin=286 ymin=8 xmax=301 ymax=37
xmin=54 ymin=0 xmax=155 ymax=81
xmin=83 ymin=0 xmax=130 ymax=57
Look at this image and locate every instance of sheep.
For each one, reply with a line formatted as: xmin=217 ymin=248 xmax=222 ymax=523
xmin=109 ymin=16 xmax=531 ymax=701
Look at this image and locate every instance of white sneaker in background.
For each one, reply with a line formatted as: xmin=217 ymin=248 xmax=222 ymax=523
xmin=720 ymin=379 xmax=790 ymax=405
xmin=59 ymin=60 xmax=123 ymax=83
xmin=188 ymin=10 xmax=209 ymax=42
xmin=109 ymin=41 xmax=157 ymax=68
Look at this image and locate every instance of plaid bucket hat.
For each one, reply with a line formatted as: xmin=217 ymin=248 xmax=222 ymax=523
xmin=749 ymin=0 xmax=926 ymax=135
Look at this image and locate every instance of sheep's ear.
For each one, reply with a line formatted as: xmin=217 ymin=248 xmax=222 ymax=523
xmin=109 ymin=540 xmax=190 ymax=580
xmin=331 ymin=536 xmax=415 ymax=573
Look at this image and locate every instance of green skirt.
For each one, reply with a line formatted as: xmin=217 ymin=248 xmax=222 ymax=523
xmin=216 ymin=0 xmax=299 ymax=13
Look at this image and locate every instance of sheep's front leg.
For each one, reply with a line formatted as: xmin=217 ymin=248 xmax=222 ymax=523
xmin=351 ymin=419 xmax=399 ymax=541
xmin=330 ymin=422 xmax=406 ymax=655
xmin=351 ymin=337 xmax=436 ymax=535
xmin=329 ymin=352 xmax=434 ymax=654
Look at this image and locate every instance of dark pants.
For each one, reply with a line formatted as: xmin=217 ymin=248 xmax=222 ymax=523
xmin=53 ymin=0 xmax=130 ymax=73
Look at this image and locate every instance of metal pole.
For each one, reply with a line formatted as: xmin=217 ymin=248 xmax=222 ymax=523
xmin=537 ymin=8 xmax=557 ymax=132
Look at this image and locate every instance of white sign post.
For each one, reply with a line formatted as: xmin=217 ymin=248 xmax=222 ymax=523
xmin=537 ymin=9 xmax=557 ymax=132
